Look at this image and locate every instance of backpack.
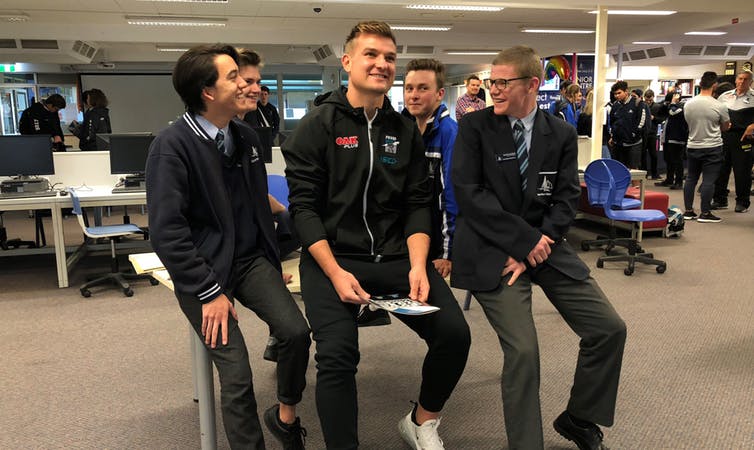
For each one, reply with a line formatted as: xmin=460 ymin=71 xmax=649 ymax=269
xmin=664 ymin=205 xmax=685 ymax=238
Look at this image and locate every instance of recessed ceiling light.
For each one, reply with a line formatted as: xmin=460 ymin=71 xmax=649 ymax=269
xmin=156 ymin=46 xmax=190 ymax=52
xmin=444 ymin=50 xmax=498 ymax=55
xmin=522 ymin=28 xmax=594 ymax=34
xmin=390 ymin=24 xmax=452 ymax=31
xmin=126 ymin=16 xmax=227 ymax=27
xmin=406 ymin=5 xmax=503 ymax=12
xmin=632 ymin=41 xmax=672 ymax=45
xmin=137 ymin=0 xmax=228 ymax=2
xmin=727 ymin=42 xmax=754 ymax=46
xmin=685 ymin=31 xmax=727 ymax=36
xmin=0 ymin=14 xmax=30 ymax=22
xmin=589 ymin=10 xmax=676 ymax=15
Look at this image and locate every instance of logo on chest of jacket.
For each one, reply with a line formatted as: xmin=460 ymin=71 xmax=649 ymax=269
xmin=336 ymin=136 xmax=359 ymax=149
xmin=383 ymin=135 xmax=399 ymax=154
xmin=250 ymin=146 xmax=260 ymax=163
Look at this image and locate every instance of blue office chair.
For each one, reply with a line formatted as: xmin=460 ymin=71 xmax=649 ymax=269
xmin=581 ymin=158 xmax=643 ymax=255
xmin=69 ymin=189 xmax=157 ymax=297
xmin=581 ymin=159 xmax=667 ymax=276
xmin=267 ymin=174 xmax=289 ymax=209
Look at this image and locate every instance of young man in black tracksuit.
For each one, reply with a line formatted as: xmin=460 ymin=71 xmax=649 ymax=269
xmin=19 ymin=93 xmax=66 ymax=150
xmin=282 ymin=21 xmax=470 ymax=450
xmin=609 ymin=81 xmax=645 ymax=169
xmin=146 ymin=44 xmax=309 ymax=450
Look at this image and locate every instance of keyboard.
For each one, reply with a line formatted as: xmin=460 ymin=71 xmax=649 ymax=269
xmin=0 ymin=190 xmax=58 ymax=199
xmin=112 ymin=186 xmax=146 ymax=194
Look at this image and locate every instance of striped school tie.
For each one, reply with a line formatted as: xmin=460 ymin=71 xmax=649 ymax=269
xmin=513 ymin=120 xmax=528 ymax=192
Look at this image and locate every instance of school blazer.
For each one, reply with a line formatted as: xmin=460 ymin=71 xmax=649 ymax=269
xmin=451 ymin=107 xmax=590 ymax=292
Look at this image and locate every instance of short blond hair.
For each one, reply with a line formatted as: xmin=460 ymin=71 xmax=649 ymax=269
xmin=492 ymin=45 xmax=543 ymax=82
xmin=345 ymin=21 xmax=396 ymax=53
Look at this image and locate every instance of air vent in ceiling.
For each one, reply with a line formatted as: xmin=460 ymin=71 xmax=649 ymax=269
xmin=728 ymin=46 xmax=751 ymax=56
xmin=0 ymin=39 xmax=17 ymax=49
xmin=72 ymin=40 xmax=98 ymax=59
xmin=679 ymin=45 xmax=703 ymax=56
xmin=629 ymin=50 xmax=647 ymax=60
xmin=405 ymin=45 xmax=434 ymax=54
xmin=622 ymin=52 xmax=629 ymax=61
xmin=20 ymin=39 xmax=58 ymax=50
xmin=313 ymin=44 xmax=333 ymax=62
xmin=704 ymin=46 xmax=727 ymax=56
xmin=646 ymin=47 xmax=666 ymax=58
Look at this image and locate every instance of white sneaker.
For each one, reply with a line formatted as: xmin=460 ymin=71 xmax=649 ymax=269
xmin=398 ymin=411 xmax=444 ymax=450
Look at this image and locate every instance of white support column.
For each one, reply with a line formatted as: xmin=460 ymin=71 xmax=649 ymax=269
xmin=591 ymin=6 xmax=609 ymax=161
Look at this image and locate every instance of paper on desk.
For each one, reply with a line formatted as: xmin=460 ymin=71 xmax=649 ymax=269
xmin=128 ymin=252 xmax=165 ymax=273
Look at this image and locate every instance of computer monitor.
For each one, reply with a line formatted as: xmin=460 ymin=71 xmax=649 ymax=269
xmin=0 ymin=135 xmax=55 ymax=177
xmin=108 ymin=134 xmax=155 ymax=176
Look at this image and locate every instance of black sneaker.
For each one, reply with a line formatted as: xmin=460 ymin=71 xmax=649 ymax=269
xmin=682 ymin=210 xmax=697 ymax=220
xmin=357 ymin=306 xmax=391 ymax=327
xmin=710 ymin=200 xmax=728 ymax=210
xmin=669 ymin=183 xmax=684 ymax=190
xmin=697 ymin=212 xmax=722 ymax=223
xmin=263 ymin=335 xmax=278 ymax=362
xmin=734 ymin=204 xmax=749 ymax=213
xmin=263 ymin=404 xmax=306 ymax=450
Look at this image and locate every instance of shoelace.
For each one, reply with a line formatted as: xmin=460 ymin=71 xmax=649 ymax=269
xmin=416 ymin=418 xmax=444 ymax=449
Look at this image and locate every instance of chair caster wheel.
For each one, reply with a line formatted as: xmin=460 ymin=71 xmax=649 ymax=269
xmin=81 ymin=289 xmax=91 ymax=298
xmin=124 ymin=288 xmax=134 ymax=297
xmin=581 ymin=242 xmax=590 ymax=251
xmin=656 ymin=264 xmax=667 ymax=274
xmin=149 ymin=277 xmax=159 ymax=286
xmin=596 ymin=260 xmax=604 ymax=268
xmin=624 ymin=267 xmax=634 ymax=276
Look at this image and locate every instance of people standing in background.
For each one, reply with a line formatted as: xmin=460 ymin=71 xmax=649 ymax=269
xmin=609 ymin=81 xmax=645 ymax=169
xmin=556 ymin=83 xmax=581 ymax=128
xmin=655 ymin=89 xmax=688 ymax=189
xmin=455 ymin=74 xmax=486 ymax=121
xmin=257 ymin=85 xmax=281 ymax=140
xmin=19 ymin=94 xmax=66 ymax=151
xmin=712 ymin=70 xmax=754 ymax=212
xmin=681 ymin=71 xmax=730 ymax=223
xmin=642 ymin=89 xmax=661 ymax=179
xmin=577 ymin=89 xmax=594 ymax=136
xmin=452 ymin=45 xmax=626 ymax=450
xmin=549 ymin=79 xmax=573 ymax=116
xmin=76 ymin=89 xmax=112 ymax=151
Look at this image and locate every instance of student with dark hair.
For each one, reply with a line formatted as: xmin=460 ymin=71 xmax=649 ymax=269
xmin=19 ymin=93 xmax=66 ymax=149
xmin=643 ymin=89 xmax=662 ymax=179
xmin=655 ymin=88 xmax=688 ymax=188
xmin=609 ymin=80 xmax=645 ymax=169
xmin=76 ymin=88 xmax=112 ymax=151
xmin=146 ymin=44 xmax=310 ymax=450
xmin=682 ymin=71 xmax=731 ymax=223
xmin=283 ymin=21 xmax=470 ymax=450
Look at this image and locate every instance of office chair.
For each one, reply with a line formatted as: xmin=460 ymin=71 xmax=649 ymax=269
xmin=69 ymin=189 xmax=157 ymax=297
xmin=580 ymin=158 xmax=643 ymax=255
xmin=267 ymin=174 xmax=289 ymax=208
xmin=581 ymin=159 xmax=667 ymax=276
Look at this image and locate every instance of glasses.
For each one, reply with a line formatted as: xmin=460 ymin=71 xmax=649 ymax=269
xmin=484 ymin=76 xmax=530 ymax=90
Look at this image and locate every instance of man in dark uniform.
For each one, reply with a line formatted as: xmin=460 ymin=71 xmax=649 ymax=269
xmin=451 ymin=45 xmax=626 ymax=450
xmin=19 ymin=94 xmax=66 ymax=150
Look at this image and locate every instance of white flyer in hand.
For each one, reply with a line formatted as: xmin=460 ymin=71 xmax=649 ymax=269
xmin=368 ymin=294 xmax=440 ymax=315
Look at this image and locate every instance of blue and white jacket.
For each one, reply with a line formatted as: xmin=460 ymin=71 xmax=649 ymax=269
xmin=403 ymin=103 xmax=458 ymax=260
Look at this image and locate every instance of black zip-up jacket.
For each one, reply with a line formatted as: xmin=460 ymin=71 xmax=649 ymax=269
xmin=146 ymin=113 xmax=280 ymax=303
xmin=19 ymin=102 xmax=64 ymax=141
xmin=78 ymin=107 xmax=111 ymax=151
xmin=281 ymin=87 xmax=432 ymax=258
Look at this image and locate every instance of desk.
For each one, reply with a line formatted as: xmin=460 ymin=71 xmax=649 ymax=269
xmin=0 ymin=186 xmax=148 ymax=288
